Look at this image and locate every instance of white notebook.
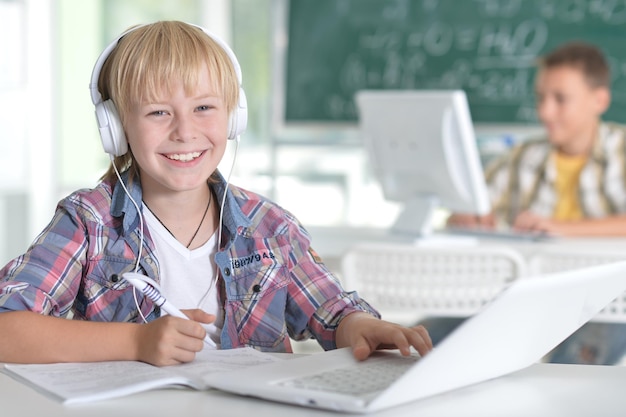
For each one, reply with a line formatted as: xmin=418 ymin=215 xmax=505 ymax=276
xmin=205 ymin=261 xmax=626 ymax=413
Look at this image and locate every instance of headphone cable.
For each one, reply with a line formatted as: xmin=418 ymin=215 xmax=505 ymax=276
xmin=110 ymin=155 xmax=149 ymax=322
xmin=197 ymin=135 xmax=240 ymax=309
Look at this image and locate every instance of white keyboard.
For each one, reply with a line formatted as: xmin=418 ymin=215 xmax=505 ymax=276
xmin=275 ymin=354 xmax=420 ymax=397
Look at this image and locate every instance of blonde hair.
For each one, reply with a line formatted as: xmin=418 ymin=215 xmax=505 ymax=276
xmin=97 ymin=21 xmax=240 ymax=183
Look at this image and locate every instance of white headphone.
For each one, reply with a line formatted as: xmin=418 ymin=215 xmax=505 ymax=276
xmin=89 ymin=23 xmax=248 ymax=156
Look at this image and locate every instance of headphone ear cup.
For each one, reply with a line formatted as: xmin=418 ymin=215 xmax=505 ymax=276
xmin=228 ymin=87 xmax=248 ymax=140
xmin=92 ymin=23 xmax=247 ymax=145
xmin=95 ymin=99 xmax=128 ymax=156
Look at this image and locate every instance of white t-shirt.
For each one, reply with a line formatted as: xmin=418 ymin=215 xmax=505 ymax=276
xmin=143 ymin=206 xmax=223 ymax=348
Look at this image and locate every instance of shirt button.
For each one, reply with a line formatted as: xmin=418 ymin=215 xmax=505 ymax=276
xmin=224 ymin=268 xmax=231 ymax=276
xmin=252 ymin=284 xmax=262 ymax=293
xmin=110 ymin=274 xmax=120 ymax=283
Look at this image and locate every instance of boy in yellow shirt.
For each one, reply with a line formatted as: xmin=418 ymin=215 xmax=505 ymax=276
xmin=445 ymin=41 xmax=626 ymax=365
xmin=452 ymin=42 xmax=626 ymax=237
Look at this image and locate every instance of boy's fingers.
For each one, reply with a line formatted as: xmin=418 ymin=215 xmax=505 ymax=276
xmin=407 ymin=326 xmax=433 ymax=356
xmin=352 ymin=337 xmax=374 ymax=361
xmin=181 ymin=309 xmax=216 ymax=324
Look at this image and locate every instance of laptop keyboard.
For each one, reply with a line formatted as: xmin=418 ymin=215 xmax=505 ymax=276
xmin=276 ymin=354 xmax=420 ymax=397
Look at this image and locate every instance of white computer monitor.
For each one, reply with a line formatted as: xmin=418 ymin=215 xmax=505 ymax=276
xmin=355 ymin=90 xmax=491 ymax=236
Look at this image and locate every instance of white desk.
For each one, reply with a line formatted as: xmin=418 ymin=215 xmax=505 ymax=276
xmin=306 ymin=225 xmax=626 ymax=274
xmin=2 ymin=362 xmax=626 ymax=416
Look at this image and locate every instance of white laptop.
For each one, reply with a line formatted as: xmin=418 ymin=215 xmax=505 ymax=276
xmin=205 ymin=261 xmax=626 ymax=413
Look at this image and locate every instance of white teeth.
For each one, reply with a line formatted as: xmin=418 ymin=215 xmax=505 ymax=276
xmin=166 ymin=152 xmax=201 ymax=162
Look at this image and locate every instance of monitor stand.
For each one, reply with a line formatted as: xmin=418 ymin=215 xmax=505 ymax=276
xmin=391 ymin=196 xmax=478 ymax=247
xmin=391 ymin=196 xmax=438 ymax=236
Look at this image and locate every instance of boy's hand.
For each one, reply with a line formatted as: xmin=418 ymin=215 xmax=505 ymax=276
xmin=512 ymin=211 xmax=556 ymax=235
xmin=447 ymin=212 xmax=495 ymax=229
xmin=134 ymin=309 xmax=215 ymax=366
xmin=336 ymin=312 xmax=433 ymax=361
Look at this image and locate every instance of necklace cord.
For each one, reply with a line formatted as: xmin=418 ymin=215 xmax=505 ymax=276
xmin=143 ymin=189 xmax=212 ymax=249
xmin=186 ymin=190 xmax=212 ymax=248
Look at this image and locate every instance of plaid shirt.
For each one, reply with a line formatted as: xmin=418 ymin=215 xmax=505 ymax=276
xmin=0 ymin=172 xmax=378 ymax=352
xmin=486 ymin=122 xmax=626 ymax=225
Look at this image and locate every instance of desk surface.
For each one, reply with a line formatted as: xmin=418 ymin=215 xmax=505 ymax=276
xmin=3 ymin=362 xmax=626 ymax=417
xmin=306 ymin=225 xmax=626 ymax=272
xmin=307 ymin=225 xmax=626 ymax=253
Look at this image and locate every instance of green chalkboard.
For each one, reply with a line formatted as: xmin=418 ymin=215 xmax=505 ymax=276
xmin=284 ymin=0 xmax=626 ymax=123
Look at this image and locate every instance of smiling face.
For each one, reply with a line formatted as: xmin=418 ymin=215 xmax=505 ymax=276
xmin=124 ymin=69 xmax=230 ymax=197
xmin=97 ymin=21 xmax=240 ymax=184
xmin=534 ymin=65 xmax=610 ymax=155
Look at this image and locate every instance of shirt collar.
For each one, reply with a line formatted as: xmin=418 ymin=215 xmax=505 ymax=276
xmin=211 ymin=171 xmax=252 ymax=236
xmin=589 ymin=122 xmax=608 ymax=165
xmin=110 ymin=170 xmax=252 ymax=236
xmin=110 ymin=170 xmax=143 ymax=233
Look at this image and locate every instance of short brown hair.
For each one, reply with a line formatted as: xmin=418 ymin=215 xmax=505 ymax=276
xmin=538 ymin=41 xmax=610 ymax=89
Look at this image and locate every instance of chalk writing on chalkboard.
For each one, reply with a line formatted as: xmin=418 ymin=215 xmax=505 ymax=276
xmin=285 ymin=0 xmax=626 ymax=123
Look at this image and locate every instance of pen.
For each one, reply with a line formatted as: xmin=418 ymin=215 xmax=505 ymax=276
xmin=122 ymin=272 xmax=216 ymax=347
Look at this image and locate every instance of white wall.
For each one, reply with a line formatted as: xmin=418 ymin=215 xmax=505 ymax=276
xmin=0 ymin=0 xmax=55 ymax=266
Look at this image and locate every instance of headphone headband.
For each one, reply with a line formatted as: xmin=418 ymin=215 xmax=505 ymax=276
xmin=90 ymin=22 xmax=247 ymax=156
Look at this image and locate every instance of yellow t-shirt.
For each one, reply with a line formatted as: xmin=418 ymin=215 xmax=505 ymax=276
xmin=552 ymin=152 xmax=587 ymax=221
